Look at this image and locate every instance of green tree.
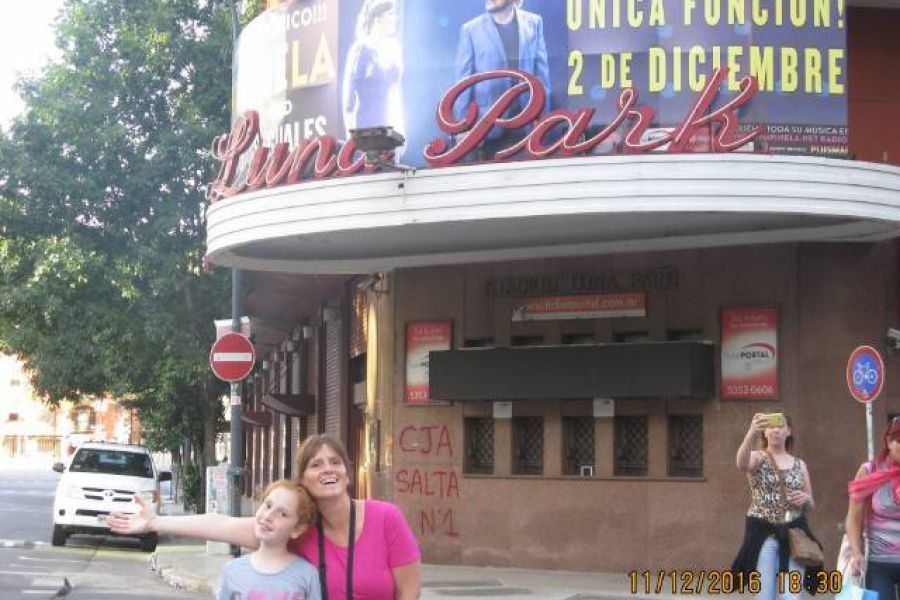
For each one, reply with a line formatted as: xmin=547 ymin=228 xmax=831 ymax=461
xmin=0 ymin=0 xmax=263 ymax=505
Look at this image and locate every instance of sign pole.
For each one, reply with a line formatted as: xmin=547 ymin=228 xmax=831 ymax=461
xmin=228 ymin=269 xmax=243 ymax=558
xmin=226 ymin=0 xmax=243 ymax=560
xmin=867 ymin=402 xmax=875 ymax=462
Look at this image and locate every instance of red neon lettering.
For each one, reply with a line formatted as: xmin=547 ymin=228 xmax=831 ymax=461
xmin=424 ymin=69 xmax=545 ymax=166
xmin=425 ymin=67 xmax=760 ymax=166
xmin=208 ymin=111 xmax=374 ymax=202
xmin=209 ymin=111 xmax=259 ymax=202
xmin=209 ymin=69 xmax=762 ymax=201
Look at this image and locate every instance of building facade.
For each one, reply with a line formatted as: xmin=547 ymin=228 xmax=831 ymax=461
xmin=0 ymin=354 xmax=142 ymax=464
xmin=207 ymin=0 xmax=900 ymax=571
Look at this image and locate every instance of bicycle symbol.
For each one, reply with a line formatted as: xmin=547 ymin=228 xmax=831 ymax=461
xmin=853 ymin=362 xmax=879 ymax=387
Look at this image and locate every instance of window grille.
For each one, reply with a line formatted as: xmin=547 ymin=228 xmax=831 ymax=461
xmin=563 ymin=417 xmax=595 ymax=475
xmin=669 ymin=415 xmax=703 ymax=477
xmin=464 ymin=417 xmax=494 ymax=475
xmin=615 ymin=416 xmax=648 ymax=476
xmin=512 ymin=417 xmax=543 ymax=475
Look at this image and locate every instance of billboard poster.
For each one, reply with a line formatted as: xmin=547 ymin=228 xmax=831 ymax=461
xmin=235 ymin=2 xmax=341 ymax=146
xmin=404 ymin=321 xmax=452 ymax=405
xmin=233 ymin=0 xmax=847 ymax=170
xmin=720 ymin=306 xmax=778 ymax=400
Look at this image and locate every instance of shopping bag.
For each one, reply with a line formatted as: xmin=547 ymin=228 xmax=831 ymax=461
xmin=835 ymin=581 xmax=878 ymax=600
xmin=836 ymin=569 xmax=879 ymax=600
xmin=837 ymin=534 xmax=854 ymax=580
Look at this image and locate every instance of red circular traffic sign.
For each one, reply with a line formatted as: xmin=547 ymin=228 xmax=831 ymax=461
xmin=210 ymin=332 xmax=256 ymax=382
xmin=846 ymin=345 xmax=885 ymax=403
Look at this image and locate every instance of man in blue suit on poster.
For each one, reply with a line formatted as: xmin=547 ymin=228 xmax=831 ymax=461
xmin=454 ymin=0 xmax=551 ymax=158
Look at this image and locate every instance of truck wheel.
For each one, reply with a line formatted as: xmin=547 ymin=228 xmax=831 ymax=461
xmin=140 ymin=533 xmax=158 ymax=553
xmin=51 ymin=525 xmax=67 ymax=547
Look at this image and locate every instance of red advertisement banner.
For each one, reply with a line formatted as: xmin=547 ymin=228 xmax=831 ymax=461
xmin=404 ymin=321 xmax=452 ymax=405
xmin=720 ymin=307 xmax=779 ymax=400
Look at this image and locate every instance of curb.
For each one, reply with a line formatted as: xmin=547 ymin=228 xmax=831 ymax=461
xmin=151 ymin=551 xmax=214 ymax=595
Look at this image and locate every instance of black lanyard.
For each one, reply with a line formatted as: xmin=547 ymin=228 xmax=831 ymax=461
xmin=317 ymin=499 xmax=355 ymax=600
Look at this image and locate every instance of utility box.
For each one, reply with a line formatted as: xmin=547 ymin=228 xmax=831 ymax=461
xmin=205 ymin=464 xmax=231 ymax=554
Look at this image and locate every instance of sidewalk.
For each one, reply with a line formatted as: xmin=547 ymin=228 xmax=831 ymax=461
xmin=151 ymin=504 xmax=709 ymax=599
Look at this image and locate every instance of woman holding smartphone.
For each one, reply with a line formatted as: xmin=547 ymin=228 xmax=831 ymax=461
xmin=732 ymin=412 xmax=819 ymax=600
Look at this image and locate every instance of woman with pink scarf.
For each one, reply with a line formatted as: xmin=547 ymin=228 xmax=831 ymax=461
xmin=846 ymin=417 xmax=900 ymax=599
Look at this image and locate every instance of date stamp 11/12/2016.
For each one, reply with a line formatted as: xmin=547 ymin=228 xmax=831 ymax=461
xmin=628 ymin=570 xmax=843 ymax=595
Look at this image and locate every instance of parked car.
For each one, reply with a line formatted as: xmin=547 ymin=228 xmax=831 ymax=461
xmin=51 ymin=442 xmax=171 ymax=551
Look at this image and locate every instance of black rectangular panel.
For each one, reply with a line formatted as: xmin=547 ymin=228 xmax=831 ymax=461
xmin=429 ymin=342 xmax=714 ymax=400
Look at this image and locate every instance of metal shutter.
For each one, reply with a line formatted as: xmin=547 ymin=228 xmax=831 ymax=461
xmin=323 ymin=317 xmax=344 ymax=439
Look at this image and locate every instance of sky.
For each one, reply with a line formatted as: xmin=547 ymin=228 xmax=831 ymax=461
xmin=0 ymin=1 xmax=64 ymax=128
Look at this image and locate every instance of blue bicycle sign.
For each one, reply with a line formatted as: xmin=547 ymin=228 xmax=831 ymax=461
xmin=846 ymin=346 xmax=885 ymax=403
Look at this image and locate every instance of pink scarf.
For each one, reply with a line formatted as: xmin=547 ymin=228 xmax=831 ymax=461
xmin=848 ymin=462 xmax=900 ymax=503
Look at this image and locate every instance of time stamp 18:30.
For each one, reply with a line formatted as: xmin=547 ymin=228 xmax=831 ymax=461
xmin=628 ymin=570 xmax=843 ymax=595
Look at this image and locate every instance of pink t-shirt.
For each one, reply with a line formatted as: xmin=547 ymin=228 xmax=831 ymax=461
xmin=289 ymin=500 xmax=420 ymax=600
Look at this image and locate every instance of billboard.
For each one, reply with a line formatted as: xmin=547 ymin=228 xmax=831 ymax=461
xmin=232 ymin=0 xmax=847 ymax=171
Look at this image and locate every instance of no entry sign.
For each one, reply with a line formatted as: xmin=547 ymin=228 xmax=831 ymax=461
xmin=846 ymin=345 xmax=885 ymax=403
xmin=210 ymin=332 xmax=255 ymax=382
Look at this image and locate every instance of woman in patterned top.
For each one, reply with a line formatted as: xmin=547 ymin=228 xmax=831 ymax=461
xmin=732 ymin=412 xmax=819 ymax=600
xmin=846 ymin=417 xmax=900 ymax=600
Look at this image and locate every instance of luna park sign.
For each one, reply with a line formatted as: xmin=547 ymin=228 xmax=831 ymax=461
xmin=208 ymin=66 xmax=760 ymax=202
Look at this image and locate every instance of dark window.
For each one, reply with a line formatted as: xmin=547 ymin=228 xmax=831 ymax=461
xmin=464 ymin=338 xmax=495 ymax=348
xmin=512 ymin=417 xmax=543 ymax=475
xmin=615 ymin=416 xmax=648 ymax=476
xmin=563 ymin=417 xmax=595 ymax=475
xmin=511 ymin=335 xmax=543 ymax=347
xmin=614 ymin=331 xmax=650 ymax=343
xmin=349 ymin=353 xmax=365 ymax=384
xmin=7 ymin=413 xmax=18 ymax=422
xmin=562 ymin=333 xmax=594 ymax=345
xmin=669 ymin=415 xmax=703 ymax=477
xmin=464 ymin=418 xmax=494 ymax=475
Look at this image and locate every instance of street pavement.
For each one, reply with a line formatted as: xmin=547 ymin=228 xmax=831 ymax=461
xmin=0 ymin=464 xmax=204 ymax=599
xmin=154 ymin=535 xmax=616 ymax=600
xmin=0 ymin=463 xmax=722 ymax=599
xmin=154 ymin=504 xmax=721 ymax=600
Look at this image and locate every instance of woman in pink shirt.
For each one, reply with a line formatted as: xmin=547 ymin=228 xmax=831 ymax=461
xmin=109 ymin=434 xmax=421 ymax=600
xmin=846 ymin=418 xmax=900 ymax=600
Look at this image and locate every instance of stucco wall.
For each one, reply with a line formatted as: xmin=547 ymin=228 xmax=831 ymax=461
xmin=382 ymin=241 xmax=898 ymax=571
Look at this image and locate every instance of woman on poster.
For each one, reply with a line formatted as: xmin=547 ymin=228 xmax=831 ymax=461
xmin=342 ymin=0 xmax=405 ymax=158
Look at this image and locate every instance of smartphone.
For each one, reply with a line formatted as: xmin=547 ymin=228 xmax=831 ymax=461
xmin=761 ymin=412 xmax=785 ymax=427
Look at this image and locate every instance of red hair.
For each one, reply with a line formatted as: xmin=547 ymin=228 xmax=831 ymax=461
xmin=876 ymin=417 xmax=900 ymax=464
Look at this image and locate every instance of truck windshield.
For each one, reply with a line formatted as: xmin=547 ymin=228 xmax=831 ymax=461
xmin=70 ymin=449 xmax=153 ymax=478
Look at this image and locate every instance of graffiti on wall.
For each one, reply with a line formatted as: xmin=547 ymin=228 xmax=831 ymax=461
xmin=396 ymin=423 xmax=460 ymax=538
